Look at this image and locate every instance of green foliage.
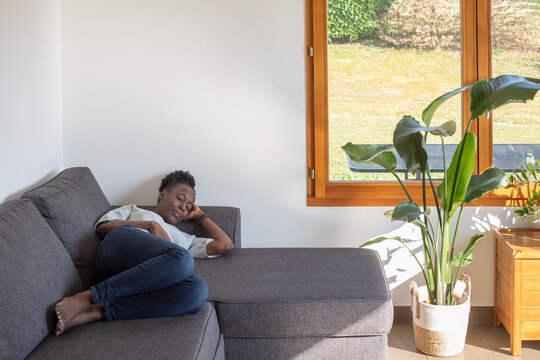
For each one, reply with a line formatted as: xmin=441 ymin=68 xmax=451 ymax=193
xmin=342 ymin=143 xmax=396 ymax=171
xmin=438 ymin=132 xmax=477 ymax=217
xmin=464 ymin=168 xmax=508 ymax=204
xmin=392 ymin=202 xmax=423 ymax=222
xmin=451 ymin=234 xmax=484 ymax=267
xmin=327 ymin=0 xmax=391 ymax=42
xmin=343 ymin=75 xmax=540 ymax=305
xmin=469 ymin=75 xmax=540 ymax=120
xmin=508 ymin=161 xmax=540 ymax=221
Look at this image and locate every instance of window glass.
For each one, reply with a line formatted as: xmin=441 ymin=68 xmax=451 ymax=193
xmin=491 ymin=0 xmax=540 ymax=171
xmin=328 ymin=0 xmax=462 ymax=182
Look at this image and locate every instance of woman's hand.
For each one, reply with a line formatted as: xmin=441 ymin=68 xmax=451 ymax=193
xmin=182 ymin=204 xmax=234 ymax=255
xmin=148 ymin=221 xmax=171 ymax=241
xmin=184 ymin=204 xmax=204 ymax=221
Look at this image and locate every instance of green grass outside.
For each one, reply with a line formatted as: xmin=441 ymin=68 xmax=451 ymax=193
xmin=329 ymin=43 xmax=540 ymax=181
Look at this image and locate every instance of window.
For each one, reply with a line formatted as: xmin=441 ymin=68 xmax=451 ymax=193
xmin=306 ymin=0 xmax=539 ymax=206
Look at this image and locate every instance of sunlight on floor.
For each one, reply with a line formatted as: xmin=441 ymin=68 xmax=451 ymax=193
xmin=389 ymin=323 xmax=540 ymax=359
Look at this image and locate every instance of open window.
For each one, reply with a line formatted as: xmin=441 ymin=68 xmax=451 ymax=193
xmin=306 ymin=0 xmax=539 ymax=206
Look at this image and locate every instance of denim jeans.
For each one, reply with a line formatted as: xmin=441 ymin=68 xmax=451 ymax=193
xmin=90 ymin=225 xmax=208 ymax=321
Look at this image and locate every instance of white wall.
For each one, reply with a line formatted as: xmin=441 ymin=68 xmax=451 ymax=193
xmin=54 ymin=0 xmax=539 ymax=305
xmin=0 ymin=0 xmax=63 ymax=202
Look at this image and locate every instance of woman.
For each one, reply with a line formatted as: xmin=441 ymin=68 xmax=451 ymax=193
xmin=54 ymin=170 xmax=234 ymax=335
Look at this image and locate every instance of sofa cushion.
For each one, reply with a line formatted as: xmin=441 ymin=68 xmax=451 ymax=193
xmin=194 ymin=248 xmax=393 ymax=337
xmin=0 ymin=200 xmax=83 ymax=360
xmin=22 ymin=167 xmax=111 ymax=288
xmin=27 ymin=301 xmax=222 ymax=360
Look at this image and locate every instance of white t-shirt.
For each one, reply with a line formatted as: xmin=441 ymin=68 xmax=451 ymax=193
xmin=96 ymin=204 xmax=217 ymax=258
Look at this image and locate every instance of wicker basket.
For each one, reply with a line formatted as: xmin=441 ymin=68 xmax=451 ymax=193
xmin=409 ymin=274 xmax=471 ymax=357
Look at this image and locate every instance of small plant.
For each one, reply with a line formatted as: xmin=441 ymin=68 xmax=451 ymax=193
xmin=343 ymin=75 xmax=540 ymax=305
xmin=507 ymin=161 xmax=540 ymax=220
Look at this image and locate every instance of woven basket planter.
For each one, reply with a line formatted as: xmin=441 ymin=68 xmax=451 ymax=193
xmin=409 ymin=274 xmax=471 ymax=357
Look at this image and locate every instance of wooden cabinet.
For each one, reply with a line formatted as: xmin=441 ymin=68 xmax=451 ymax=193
xmin=494 ymin=228 xmax=540 ymax=355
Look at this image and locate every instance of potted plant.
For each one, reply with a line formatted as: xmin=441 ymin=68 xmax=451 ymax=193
xmin=508 ymin=161 xmax=540 ymax=221
xmin=342 ymin=75 xmax=540 ymax=356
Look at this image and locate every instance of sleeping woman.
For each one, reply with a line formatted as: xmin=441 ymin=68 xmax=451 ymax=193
xmin=54 ymin=170 xmax=233 ymax=335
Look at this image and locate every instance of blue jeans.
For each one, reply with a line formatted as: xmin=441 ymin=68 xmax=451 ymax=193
xmin=90 ymin=225 xmax=208 ymax=321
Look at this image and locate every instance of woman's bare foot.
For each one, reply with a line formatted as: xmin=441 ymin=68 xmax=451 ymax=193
xmin=55 ymin=305 xmax=105 ymax=335
xmin=55 ymin=290 xmax=93 ymax=334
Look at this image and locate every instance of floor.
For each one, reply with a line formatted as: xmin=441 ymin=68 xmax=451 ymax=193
xmin=389 ymin=323 xmax=540 ymax=359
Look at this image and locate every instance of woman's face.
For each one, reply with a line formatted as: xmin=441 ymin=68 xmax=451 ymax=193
xmin=155 ymin=183 xmax=195 ymax=224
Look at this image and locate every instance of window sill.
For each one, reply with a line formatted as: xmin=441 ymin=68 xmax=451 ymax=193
xmin=307 ymin=182 xmax=538 ymax=207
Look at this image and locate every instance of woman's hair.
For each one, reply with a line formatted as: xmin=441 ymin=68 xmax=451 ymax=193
xmin=159 ymin=170 xmax=196 ymax=194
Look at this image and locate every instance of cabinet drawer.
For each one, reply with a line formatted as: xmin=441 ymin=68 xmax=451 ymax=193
xmin=523 ymin=260 xmax=540 ymax=276
xmin=522 ymin=307 xmax=540 ymax=322
xmin=522 ymin=322 xmax=540 ymax=340
xmin=523 ymin=292 xmax=540 ymax=306
xmin=523 ymin=276 xmax=540 ymax=291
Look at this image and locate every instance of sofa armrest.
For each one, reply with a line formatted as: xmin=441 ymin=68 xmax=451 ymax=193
xmin=138 ymin=205 xmax=241 ymax=248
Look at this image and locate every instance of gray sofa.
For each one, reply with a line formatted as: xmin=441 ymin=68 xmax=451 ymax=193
xmin=0 ymin=167 xmax=393 ymax=360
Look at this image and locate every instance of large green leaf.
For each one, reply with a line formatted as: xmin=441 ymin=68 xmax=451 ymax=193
xmin=393 ymin=116 xmax=427 ymax=173
xmin=438 ymin=132 xmax=477 ymax=216
xmin=391 ymin=202 xmax=422 ymax=222
xmin=451 ymin=234 xmax=484 ymax=267
xmin=359 ymin=236 xmax=401 ymax=248
xmin=385 ymin=209 xmax=427 ymax=229
xmin=342 ymin=143 xmax=397 ymax=171
xmin=470 ymin=75 xmax=540 ymax=120
xmin=464 ymin=167 xmax=509 ymax=203
xmin=393 ymin=117 xmax=457 ymax=174
xmin=392 ymin=116 xmax=427 ymax=173
xmin=428 ymin=121 xmax=457 ymax=137
xmin=422 ymin=84 xmax=473 ymax=126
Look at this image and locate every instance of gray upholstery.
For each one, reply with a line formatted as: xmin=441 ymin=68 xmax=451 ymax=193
xmin=140 ymin=205 xmax=241 ymax=248
xmin=0 ymin=200 xmax=83 ymax=360
xmin=194 ymin=248 xmax=393 ymax=337
xmin=225 ymin=335 xmax=388 ymax=360
xmin=214 ymin=334 xmax=225 ymax=360
xmin=28 ymin=302 xmax=222 ymax=360
xmin=4 ymin=166 xmax=392 ymax=360
xmin=22 ymin=167 xmax=111 ymax=288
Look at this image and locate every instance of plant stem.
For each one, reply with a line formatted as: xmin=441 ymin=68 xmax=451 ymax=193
xmin=419 ymin=168 xmax=437 ymax=301
xmin=440 ymin=136 xmax=448 ymax=303
xmin=448 ymin=205 xmax=466 ymax=301
xmin=449 ymin=203 xmax=465 ymax=271
xmin=438 ymin=221 xmax=450 ymax=305
xmin=426 ymin=170 xmax=442 ymax=228
xmin=398 ymin=238 xmax=431 ymax=298
xmin=391 ymin=171 xmax=413 ymax=202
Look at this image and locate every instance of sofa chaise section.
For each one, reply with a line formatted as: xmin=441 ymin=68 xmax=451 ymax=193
xmin=195 ymin=248 xmax=393 ymax=360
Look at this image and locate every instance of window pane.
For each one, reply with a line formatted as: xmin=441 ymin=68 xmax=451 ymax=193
xmin=327 ymin=0 xmax=462 ymax=182
xmin=491 ymin=0 xmax=540 ymax=170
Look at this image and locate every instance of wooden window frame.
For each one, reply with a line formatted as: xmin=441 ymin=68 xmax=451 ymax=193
xmin=306 ymin=0 xmax=536 ymax=207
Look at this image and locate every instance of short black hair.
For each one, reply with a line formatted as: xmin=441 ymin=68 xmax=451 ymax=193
xmin=159 ymin=170 xmax=196 ymax=194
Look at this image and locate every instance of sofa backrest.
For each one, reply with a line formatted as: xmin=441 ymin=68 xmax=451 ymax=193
xmin=0 ymin=199 xmax=82 ymax=359
xmin=139 ymin=206 xmax=242 ymax=248
xmin=21 ymin=167 xmax=242 ymax=290
xmin=21 ymin=167 xmax=111 ymax=288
